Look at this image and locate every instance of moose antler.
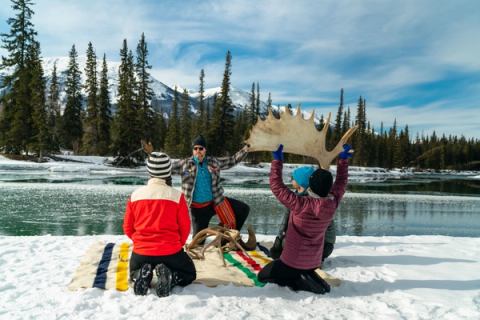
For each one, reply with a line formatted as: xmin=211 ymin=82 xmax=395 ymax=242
xmin=245 ymin=106 xmax=357 ymax=169
xmin=186 ymin=225 xmax=257 ymax=266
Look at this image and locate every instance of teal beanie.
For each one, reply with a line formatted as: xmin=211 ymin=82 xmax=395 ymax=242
xmin=292 ymin=166 xmax=315 ymax=189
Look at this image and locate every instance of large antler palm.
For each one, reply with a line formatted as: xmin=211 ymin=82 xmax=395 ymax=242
xmin=246 ymin=107 xmax=357 ymax=169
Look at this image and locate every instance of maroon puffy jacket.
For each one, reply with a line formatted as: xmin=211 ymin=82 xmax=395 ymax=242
xmin=270 ymin=159 xmax=348 ymax=269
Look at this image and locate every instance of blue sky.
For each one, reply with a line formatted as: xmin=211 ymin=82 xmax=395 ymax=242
xmin=1 ymin=0 xmax=479 ymax=138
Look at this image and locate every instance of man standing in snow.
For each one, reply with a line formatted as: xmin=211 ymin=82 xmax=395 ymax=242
xmin=258 ymin=144 xmax=352 ymax=294
xmin=171 ymin=135 xmax=250 ymax=236
xmin=123 ymin=152 xmax=196 ymax=297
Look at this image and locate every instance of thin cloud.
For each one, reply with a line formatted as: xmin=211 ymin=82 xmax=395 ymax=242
xmin=0 ymin=0 xmax=479 ymax=138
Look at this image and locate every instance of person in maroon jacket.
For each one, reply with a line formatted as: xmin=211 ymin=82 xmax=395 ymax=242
xmin=123 ymin=152 xmax=196 ymax=297
xmin=258 ymin=144 xmax=353 ymax=294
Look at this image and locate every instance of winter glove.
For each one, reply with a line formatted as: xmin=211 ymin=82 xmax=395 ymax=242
xmin=339 ymin=144 xmax=353 ymax=159
xmin=272 ymin=144 xmax=284 ymax=161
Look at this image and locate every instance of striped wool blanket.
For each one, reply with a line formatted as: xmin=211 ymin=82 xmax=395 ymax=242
xmin=68 ymin=241 xmax=340 ymax=291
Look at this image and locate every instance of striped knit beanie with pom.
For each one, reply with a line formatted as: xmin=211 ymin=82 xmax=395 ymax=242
xmin=146 ymin=152 xmax=172 ymax=179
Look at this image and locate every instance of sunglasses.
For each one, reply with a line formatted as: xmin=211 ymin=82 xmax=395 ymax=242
xmin=193 ymin=147 xmax=205 ymax=151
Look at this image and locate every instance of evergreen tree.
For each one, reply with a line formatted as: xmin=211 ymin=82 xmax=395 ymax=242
xmin=255 ymin=82 xmax=260 ymax=116
xmin=151 ymin=106 xmax=166 ymax=150
xmin=61 ymin=44 xmax=83 ymax=152
xmin=81 ymin=42 xmax=99 ymax=154
xmin=249 ymin=82 xmax=256 ymax=127
xmin=193 ymin=69 xmax=206 ymax=137
xmin=334 ymin=88 xmax=344 ymax=143
xmin=266 ymin=92 xmax=272 ymax=110
xmin=389 ymin=119 xmax=400 ymax=168
xmin=353 ymin=96 xmax=367 ymax=166
xmin=97 ymin=54 xmax=112 ymax=155
xmin=208 ymin=51 xmax=235 ymax=155
xmin=47 ymin=61 xmax=61 ymax=150
xmin=341 ymin=107 xmax=349 ymax=135
xmin=0 ymin=0 xmax=37 ymax=154
xmin=398 ymin=125 xmax=411 ymax=166
xmin=111 ymin=40 xmax=141 ymax=165
xmin=233 ymin=108 xmax=248 ymax=148
xmin=28 ymin=40 xmax=52 ymax=158
xmin=135 ymin=33 xmax=155 ymax=142
xmin=164 ymin=86 xmax=180 ymax=157
xmin=179 ymin=88 xmax=192 ymax=156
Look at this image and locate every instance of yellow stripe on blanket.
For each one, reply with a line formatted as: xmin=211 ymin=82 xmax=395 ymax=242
xmin=116 ymin=242 xmax=130 ymax=291
xmin=249 ymin=250 xmax=273 ymax=265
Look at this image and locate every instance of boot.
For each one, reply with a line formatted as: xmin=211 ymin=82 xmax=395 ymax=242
xmin=155 ymin=263 xmax=173 ymax=297
xmin=293 ymin=272 xmax=330 ymax=295
xmin=310 ymin=271 xmax=331 ymax=293
xmin=269 ymin=236 xmax=284 ymax=259
xmin=133 ymin=263 xmax=153 ymax=296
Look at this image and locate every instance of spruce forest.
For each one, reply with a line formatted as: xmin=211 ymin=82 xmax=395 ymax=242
xmin=1 ymin=0 xmax=479 ymax=169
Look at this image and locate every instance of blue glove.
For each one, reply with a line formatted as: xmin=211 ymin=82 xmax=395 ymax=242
xmin=272 ymin=144 xmax=284 ymax=161
xmin=339 ymin=144 xmax=353 ymax=159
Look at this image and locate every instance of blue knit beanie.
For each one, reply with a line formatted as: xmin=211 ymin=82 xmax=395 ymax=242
xmin=292 ymin=166 xmax=315 ymax=189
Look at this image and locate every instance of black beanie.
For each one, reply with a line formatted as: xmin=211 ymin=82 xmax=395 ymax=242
xmin=192 ymin=135 xmax=207 ymax=148
xmin=309 ymin=169 xmax=333 ymax=197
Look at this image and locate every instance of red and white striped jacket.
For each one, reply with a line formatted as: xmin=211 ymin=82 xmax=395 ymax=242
xmin=123 ymin=178 xmax=190 ymax=256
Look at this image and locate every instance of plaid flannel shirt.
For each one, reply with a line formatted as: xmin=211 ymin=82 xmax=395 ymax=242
xmin=172 ymin=148 xmax=248 ymax=207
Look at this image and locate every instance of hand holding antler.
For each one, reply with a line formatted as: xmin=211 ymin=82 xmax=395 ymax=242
xmin=339 ymin=144 xmax=354 ymax=159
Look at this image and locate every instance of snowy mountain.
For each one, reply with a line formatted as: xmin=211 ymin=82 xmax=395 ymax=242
xmin=189 ymin=86 xmax=268 ymax=112
xmin=0 ymin=56 xmax=266 ymax=115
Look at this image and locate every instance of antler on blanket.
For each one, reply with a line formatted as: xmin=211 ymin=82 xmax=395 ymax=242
xmin=245 ymin=106 xmax=357 ymax=169
xmin=186 ymin=225 xmax=257 ymax=267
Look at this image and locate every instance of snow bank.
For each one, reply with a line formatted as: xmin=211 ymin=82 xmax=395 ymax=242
xmin=0 ymin=235 xmax=479 ymax=319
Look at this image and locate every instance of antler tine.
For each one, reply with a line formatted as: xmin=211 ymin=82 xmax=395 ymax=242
xmin=295 ymin=105 xmax=302 ymax=118
xmin=267 ymin=107 xmax=275 ymax=120
xmin=308 ymin=109 xmax=316 ymax=122
xmin=341 ymin=125 xmax=358 ymax=144
xmin=331 ymin=126 xmax=358 ymax=154
xmin=321 ymin=112 xmax=332 ymax=134
xmin=187 ymin=229 xmax=211 ymax=250
xmin=282 ymin=106 xmax=293 ymax=117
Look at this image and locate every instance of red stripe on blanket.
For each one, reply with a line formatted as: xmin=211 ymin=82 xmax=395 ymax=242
xmin=236 ymin=250 xmax=262 ymax=272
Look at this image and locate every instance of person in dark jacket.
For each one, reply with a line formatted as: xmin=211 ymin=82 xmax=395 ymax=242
xmin=171 ymin=135 xmax=250 ymax=236
xmin=258 ymin=144 xmax=353 ymax=294
xmin=270 ymin=166 xmax=337 ymax=261
xmin=123 ymin=152 xmax=196 ymax=297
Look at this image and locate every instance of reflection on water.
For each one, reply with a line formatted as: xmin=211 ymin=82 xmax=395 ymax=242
xmin=0 ymin=182 xmax=479 ymax=237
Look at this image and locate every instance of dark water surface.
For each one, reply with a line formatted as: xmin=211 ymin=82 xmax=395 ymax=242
xmin=1 ymin=175 xmax=479 ymax=237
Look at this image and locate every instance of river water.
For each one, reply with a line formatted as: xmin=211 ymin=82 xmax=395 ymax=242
xmin=1 ymin=166 xmax=479 ymax=237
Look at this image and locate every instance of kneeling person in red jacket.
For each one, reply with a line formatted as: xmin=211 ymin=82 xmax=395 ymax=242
xmin=258 ymin=144 xmax=352 ymax=294
xmin=123 ymin=152 xmax=196 ymax=297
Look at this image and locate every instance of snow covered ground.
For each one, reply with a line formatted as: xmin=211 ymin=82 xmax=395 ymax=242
xmin=0 ymin=234 xmax=479 ymax=320
xmin=1 ymin=155 xmax=479 ymax=319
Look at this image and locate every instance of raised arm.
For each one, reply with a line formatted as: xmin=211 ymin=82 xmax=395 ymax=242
xmin=216 ymin=145 xmax=249 ymax=170
xmin=171 ymin=158 xmax=186 ymax=174
xmin=141 ymin=140 xmax=185 ymax=175
xmin=269 ymin=145 xmax=302 ymax=211
xmin=330 ymin=144 xmax=352 ymax=206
